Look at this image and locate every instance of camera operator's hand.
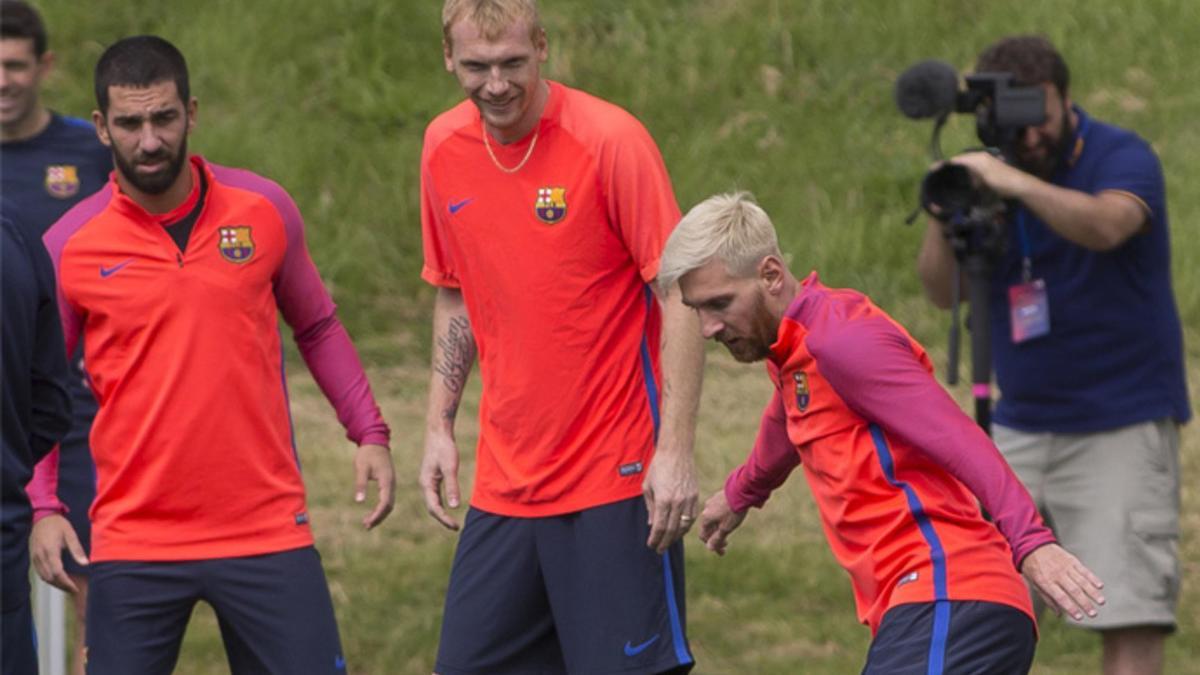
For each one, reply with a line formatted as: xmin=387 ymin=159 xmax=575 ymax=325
xmin=949 ymin=150 xmax=1147 ymax=251
xmin=949 ymin=151 xmax=1035 ymax=199
xmin=916 ymin=171 xmax=962 ymax=308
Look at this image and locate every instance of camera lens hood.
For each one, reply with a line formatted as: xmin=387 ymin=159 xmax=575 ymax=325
xmin=920 ymin=164 xmax=977 ymax=217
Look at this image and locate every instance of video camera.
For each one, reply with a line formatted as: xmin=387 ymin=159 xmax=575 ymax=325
xmin=894 ymin=60 xmax=1046 ymax=225
xmin=893 ymin=60 xmax=1048 ymax=420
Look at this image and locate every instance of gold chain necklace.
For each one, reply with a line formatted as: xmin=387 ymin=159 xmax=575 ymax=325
xmin=483 ymin=122 xmax=539 ymax=174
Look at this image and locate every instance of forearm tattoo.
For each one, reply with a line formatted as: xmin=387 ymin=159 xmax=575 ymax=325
xmin=435 ymin=316 xmax=476 ymax=400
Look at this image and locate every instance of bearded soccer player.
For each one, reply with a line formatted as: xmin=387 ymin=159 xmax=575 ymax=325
xmin=26 ymin=36 xmax=395 ymax=674
xmin=419 ymin=1 xmax=704 ymax=673
xmin=662 ymin=193 xmax=1105 ymax=673
xmin=2 ymin=4 xmax=112 ymax=667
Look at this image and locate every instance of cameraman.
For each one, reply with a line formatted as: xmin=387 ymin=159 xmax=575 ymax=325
xmin=916 ymin=35 xmax=1189 ymax=675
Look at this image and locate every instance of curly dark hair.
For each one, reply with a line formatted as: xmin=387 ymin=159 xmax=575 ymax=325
xmin=975 ymin=35 xmax=1069 ymax=97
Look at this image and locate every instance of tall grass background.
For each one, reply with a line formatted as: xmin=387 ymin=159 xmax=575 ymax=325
xmin=30 ymin=0 xmax=1200 ymax=672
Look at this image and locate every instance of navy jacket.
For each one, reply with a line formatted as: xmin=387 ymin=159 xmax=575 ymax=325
xmin=2 ymin=197 xmax=72 ymax=611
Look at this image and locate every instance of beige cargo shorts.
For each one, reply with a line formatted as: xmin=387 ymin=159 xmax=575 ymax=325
xmin=994 ymin=418 xmax=1181 ymax=630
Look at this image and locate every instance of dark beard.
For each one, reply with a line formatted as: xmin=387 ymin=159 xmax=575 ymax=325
xmin=1015 ymin=103 xmax=1071 ymax=180
xmin=112 ymin=134 xmax=188 ymax=195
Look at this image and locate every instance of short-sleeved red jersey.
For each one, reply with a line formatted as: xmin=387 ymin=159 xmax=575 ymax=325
xmin=727 ymin=274 xmax=1050 ymax=633
xmin=29 ymin=157 xmax=389 ymax=562
xmin=420 ymin=81 xmax=681 ymax=516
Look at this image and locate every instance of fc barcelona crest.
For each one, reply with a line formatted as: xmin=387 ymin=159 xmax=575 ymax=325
xmin=218 ymin=226 xmax=255 ymax=263
xmin=45 ymin=165 xmax=80 ymax=199
xmin=793 ymin=371 xmax=810 ymax=412
xmin=535 ymin=186 xmax=567 ymax=224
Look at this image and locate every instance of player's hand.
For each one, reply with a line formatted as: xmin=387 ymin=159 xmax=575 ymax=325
xmin=30 ymin=514 xmax=87 ymax=593
xmin=697 ymin=488 xmax=747 ymax=556
xmin=1020 ymin=543 xmax=1105 ymax=621
xmin=643 ymin=446 xmax=698 ymax=554
xmin=354 ymin=444 xmax=395 ymax=529
xmin=419 ymin=431 xmax=462 ymax=530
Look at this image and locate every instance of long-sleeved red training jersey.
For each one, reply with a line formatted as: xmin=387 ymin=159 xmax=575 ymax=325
xmin=726 ymin=273 xmax=1053 ymax=634
xmin=29 ymin=156 xmax=388 ymax=562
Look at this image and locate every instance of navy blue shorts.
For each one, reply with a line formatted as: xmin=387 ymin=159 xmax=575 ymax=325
xmin=85 ymin=546 xmax=345 ymax=675
xmin=57 ymin=436 xmax=95 ymax=577
xmin=2 ymin=598 xmax=38 ymax=675
xmin=435 ymin=496 xmax=694 ymax=675
xmin=862 ymin=600 xmax=1035 ymax=674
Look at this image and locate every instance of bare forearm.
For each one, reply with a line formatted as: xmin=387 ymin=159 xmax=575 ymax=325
xmin=426 ymin=288 xmax=476 ymax=435
xmin=916 ymin=217 xmax=962 ymax=309
xmin=1012 ymin=179 xmax=1145 ymax=251
xmin=950 ymin=151 xmax=1144 ymax=251
xmin=657 ymin=286 xmax=704 ymax=456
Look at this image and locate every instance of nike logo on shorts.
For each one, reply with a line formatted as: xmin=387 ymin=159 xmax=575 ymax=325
xmin=448 ymin=198 xmax=474 ymax=214
xmin=623 ymin=634 xmax=660 ymax=657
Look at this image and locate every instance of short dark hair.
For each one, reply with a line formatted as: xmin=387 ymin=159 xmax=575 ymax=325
xmin=94 ymin=35 xmax=189 ymax=114
xmin=0 ymin=0 xmax=48 ymax=56
xmin=975 ymin=35 xmax=1070 ymax=97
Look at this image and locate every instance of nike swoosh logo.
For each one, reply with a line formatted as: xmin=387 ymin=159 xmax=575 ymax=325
xmin=623 ymin=634 xmax=660 ymax=657
xmin=448 ymin=198 xmax=474 ymax=214
xmin=99 ymin=259 xmax=134 ymax=278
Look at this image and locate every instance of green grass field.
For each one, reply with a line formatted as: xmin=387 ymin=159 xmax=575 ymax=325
xmin=31 ymin=0 xmax=1200 ymax=672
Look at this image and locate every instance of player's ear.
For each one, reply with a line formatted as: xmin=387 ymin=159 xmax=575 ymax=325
xmin=92 ymin=110 xmax=111 ymax=147
xmin=535 ymin=28 xmax=548 ymax=62
xmin=186 ymin=97 xmax=198 ymax=134
xmin=758 ymin=255 xmax=786 ymax=294
xmin=37 ymin=49 xmax=56 ymax=77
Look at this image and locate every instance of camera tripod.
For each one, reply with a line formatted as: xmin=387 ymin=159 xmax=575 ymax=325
xmin=942 ymin=206 xmax=1007 ymax=435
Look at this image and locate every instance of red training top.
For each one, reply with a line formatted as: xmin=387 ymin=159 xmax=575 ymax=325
xmin=29 ymin=156 xmax=389 ymax=562
xmin=726 ymin=273 xmax=1053 ymax=633
xmin=421 ymin=81 xmax=680 ymax=516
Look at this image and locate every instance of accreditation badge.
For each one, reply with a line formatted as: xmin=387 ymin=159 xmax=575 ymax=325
xmin=1008 ymin=279 xmax=1050 ymax=343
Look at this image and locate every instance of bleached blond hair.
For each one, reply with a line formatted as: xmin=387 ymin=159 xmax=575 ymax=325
xmin=442 ymin=0 xmax=542 ymax=48
xmin=658 ymin=192 xmax=782 ymax=291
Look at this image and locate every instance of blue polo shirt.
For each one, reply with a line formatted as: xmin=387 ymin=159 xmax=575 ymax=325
xmin=1 ymin=113 xmax=110 ymax=451
xmin=988 ymin=106 xmax=1191 ymax=432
